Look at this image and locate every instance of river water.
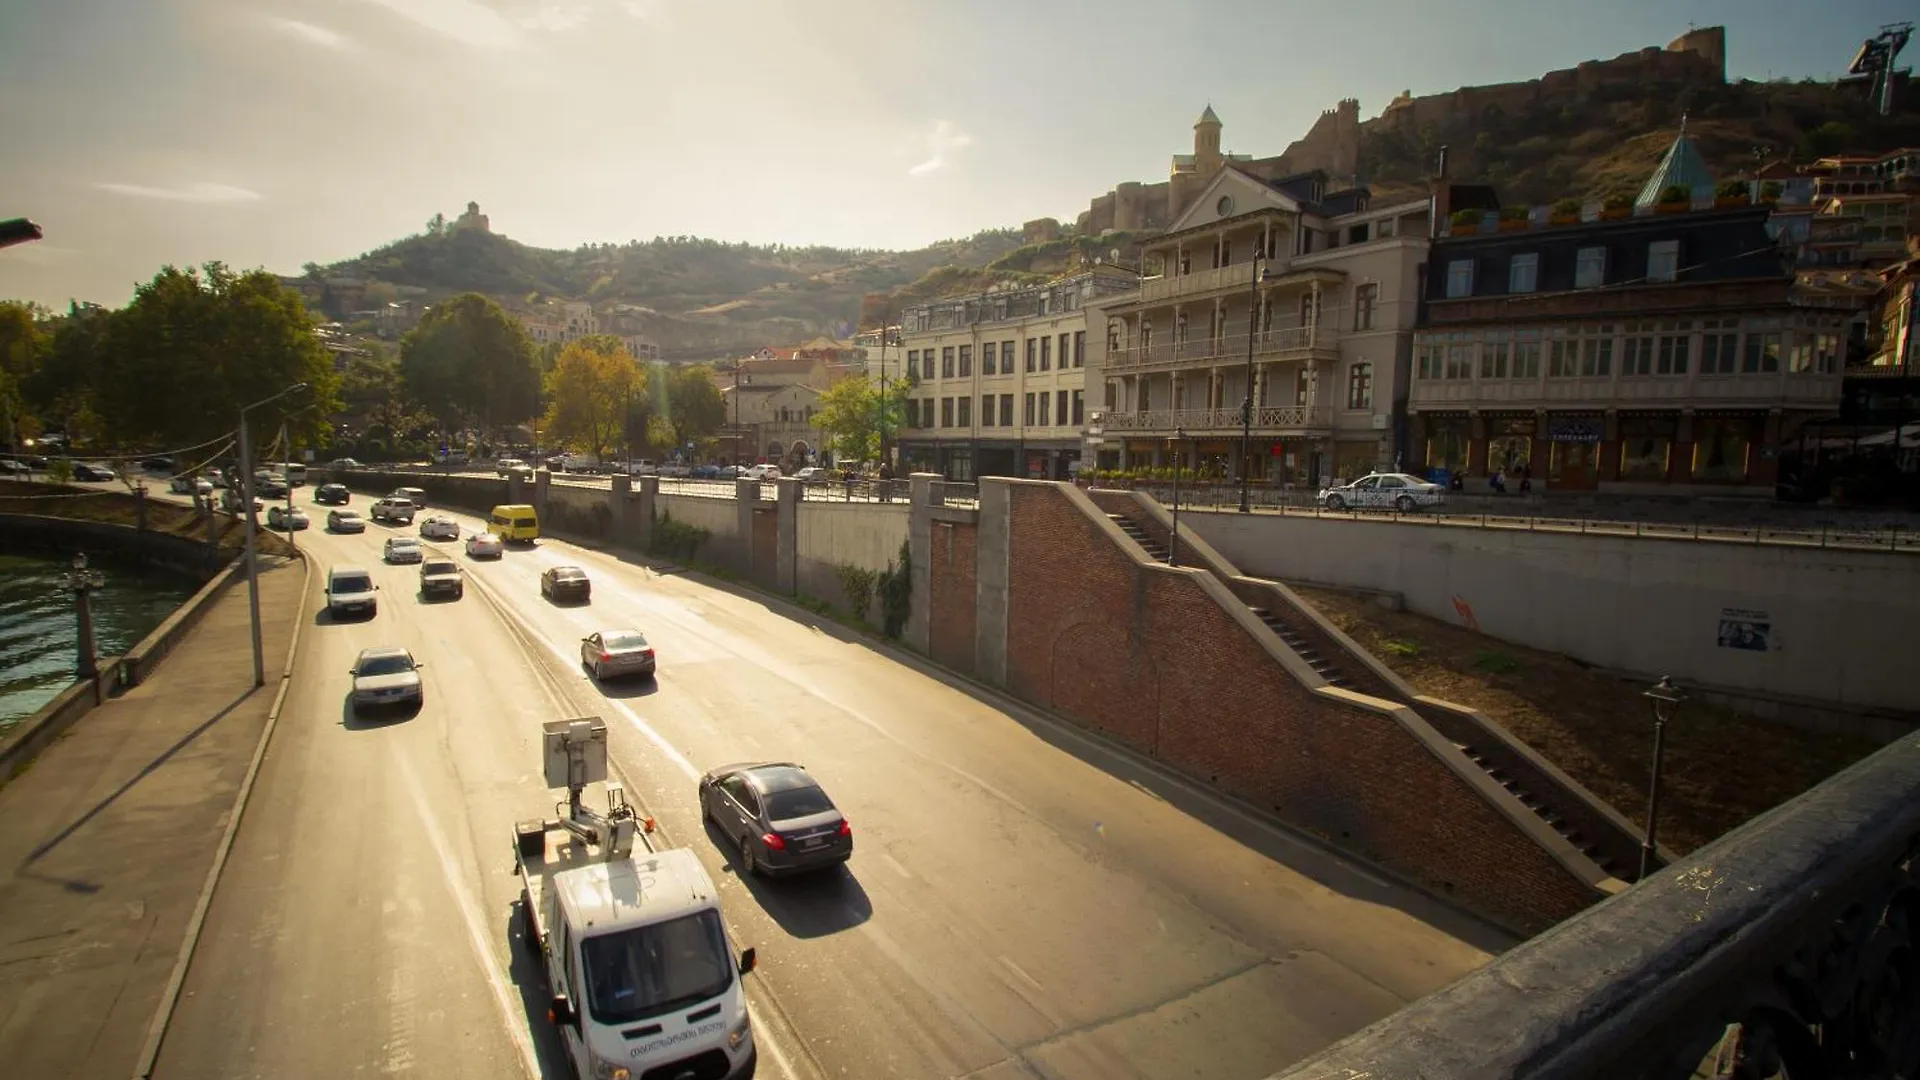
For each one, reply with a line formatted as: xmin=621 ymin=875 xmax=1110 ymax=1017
xmin=0 ymin=553 xmax=200 ymax=734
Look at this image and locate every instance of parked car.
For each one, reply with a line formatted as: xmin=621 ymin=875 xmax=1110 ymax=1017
xmin=348 ymin=646 xmax=424 ymax=715
xmin=494 ymin=457 xmax=526 ymax=477
xmin=313 ymin=483 xmax=351 ymax=505
xmin=580 ymin=629 xmax=655 ymax=681
xmin=0 ymin=459 xmax=30 ymax=476
xmin=266 ymin=505 xmax=309 ymax=531
xmin=1318 ymin=472 xmax=1446 ymax=513
xmin=384 ymin=536 xmax=425 ymax=564
xmin=70 ymin=462 xmax=115 ymax=481
xmin=327 ymin=457 xmax=363 ymax=469
xmin=324 ymin=565 xmax=379 ymax=619
xmin=370 ymin=497 xmax=415 ymax=525
xmin=540 ymin=565 xmax=591 ymax=603
xmin=698 ymin=762 xmax=852 ymax=877
xmin=418 ymin=557 xmax=464 ymax=600
xmin=418 ymin=515 xmax=460 ymax=540
xmin=742 ymin=464 xmax=781 ymax=481
xmin=465 ymin=531 xmax=504 ymax=559
xmin=792 ymin=466 xmax=830 ymax=483
xmin=327 ymin=510 xmax=366 ymax=533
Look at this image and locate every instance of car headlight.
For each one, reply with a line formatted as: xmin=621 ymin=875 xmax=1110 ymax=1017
xmin=592 ymin=1060 xmax=630 ymax=1080
xmin=728 ymin=1011 xmax=752 ymax=1050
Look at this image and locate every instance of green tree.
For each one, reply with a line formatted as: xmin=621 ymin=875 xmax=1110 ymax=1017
xmin=811 ymin=374 xmax=909 ymax=463
xmin=397 ymin=292 xmax=540 ymax=437
xmin=656 ymin=364 xmax=726 ymax=452
xmin=543 ymin=336 xmax=641 ymax=457
xmin=96 ymin=263 xmax=342 ymax=449
xmin=26 ymin=301 xmax=110 ymax=444
xmin=1800 ymin=121 xmax=1856 ymax=160
xmin=0 ymin=301 xmax=47 ymax=451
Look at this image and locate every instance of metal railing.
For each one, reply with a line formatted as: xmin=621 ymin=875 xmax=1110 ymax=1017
xmin=1103 ymin=405 xmax=1332 ymax=433
xmin=1107 ymin=326 xmax=1340 ymax=371
xmin=799 ymin=480 xmax=909 ymax=504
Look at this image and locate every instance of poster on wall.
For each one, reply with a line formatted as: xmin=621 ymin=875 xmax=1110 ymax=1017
xmin=1717 ymin=608 xmax=1772 ymax=652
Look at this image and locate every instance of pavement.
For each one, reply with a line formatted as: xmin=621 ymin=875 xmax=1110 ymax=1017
xmin=0 ymin=553 xmax=304 ymax=1080
xmin=114 ymin=486 xmax=1511 ymax=1080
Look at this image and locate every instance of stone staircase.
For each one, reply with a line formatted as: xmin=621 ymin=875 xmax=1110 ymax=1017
xmin=1248 ymin=605 xmax=1356 ymax=691
xmin=1449 ymin=739 xmax=1624 ymax=877
xmin=1108 ymin=513 xmax=1171 ymax=562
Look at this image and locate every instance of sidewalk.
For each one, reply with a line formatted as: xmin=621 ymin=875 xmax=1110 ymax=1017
xmin=0 ymin=556 xmax=306 ymax=1079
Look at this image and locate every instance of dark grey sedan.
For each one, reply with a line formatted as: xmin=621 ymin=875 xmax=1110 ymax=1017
xmin=580 ymin=629 xmax=654 ymax=680
xmin=699 ymin=762 xmax=851 ymax=878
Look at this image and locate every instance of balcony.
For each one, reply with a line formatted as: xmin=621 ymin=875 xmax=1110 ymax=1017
xmin=1409 ymin=371 xmax=1844 ymax=410
xmin=1137 ymin=264 xmax=1251 ymax=304
xmin=1107 ymin=327 xmax=1341 ymax=374
xmin=1103 ymin=405 xmax=1333 ymax=437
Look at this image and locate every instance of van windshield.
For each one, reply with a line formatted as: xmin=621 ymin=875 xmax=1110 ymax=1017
xmin=332 ymin=575 xmax=372 ymax=593
xmin=580 ymin=909 xmax=732 ymax=1024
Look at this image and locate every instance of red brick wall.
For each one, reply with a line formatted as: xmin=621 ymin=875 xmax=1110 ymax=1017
xmin=1001 ymin=483 xmax=1596 ymax=933
xmin=928 ymin=520 xmax=978 ymax=673
xmin=751 ymin=508 xmax=778 ymax=589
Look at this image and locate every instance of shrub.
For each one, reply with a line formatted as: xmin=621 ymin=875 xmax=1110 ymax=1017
xmin=1552 ymin=197 xmax=1582 ymax=216
xmin=1760 ymin=180 xmax=1783 ymax=202
xmin=1715 ymin=179 xmax=1750 ymax=200
xmin=1602 ymin=193 xmax=1634 ymax=212
xmin=1657 ymin=183 xmax=1691 ymax=205
xmin=875 ymin=539 xmax=911 ymax=640
xmin=46 ymin=458 xmax=74 ymax=483
xmin=1449 ymin=208 xmax=1484 ymax=228
xmin=1499 ymin=204 xmax=1530 ymax=221
xmin=836 ymin=564 xmax=877 ymax=623
xmin=647 ymin=509 xmax=710 ymax=560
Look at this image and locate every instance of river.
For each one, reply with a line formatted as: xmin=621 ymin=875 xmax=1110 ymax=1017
xmin=0 ymin=552 xmax=200 ymax=734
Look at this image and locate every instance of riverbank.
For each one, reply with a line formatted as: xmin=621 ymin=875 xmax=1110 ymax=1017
xmin=0 ymin=481 xmax=292 ymax=566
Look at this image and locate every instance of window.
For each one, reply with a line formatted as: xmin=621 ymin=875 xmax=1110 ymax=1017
xmin=1647 ymin=240 xmax=1680 ymax=283
xmin=1040 ymin=336 xmax=1051 ymax=371
xmin=941 ymin=346 xmax=955 ymax=379
xmin=1445 ymin=337 xmax=1474 ymax=379
xmin=1509 ymin=253 xmax=1539 ymax=294
xmin=1581 ymin=327 xmax=1613 ymax=377
xmin=1059 ymin=333 xmax=1070 ymax=370
xmin=1294 ymin=367 xmax=1310 ymax=405
xmin=1346 ymin=362 xmax=1374 ymax=409
xmin=1548 ymin=330 xmax=1579 ymax=377
xmin=1072 ymin=389 xmax=1084 ymax=425
xmin=958 ymin=345 xmax=972 ymax=377
xmin=1513 ymin=330 xmax=1542 ymax=378
xmin=1692 ymin=416 xmax=1754 ymax=483
xmin=921 ymin=351 xmax=935 ymax=380
xmin=1000 ymin=394 xmax=1013 ymax=427
xmin=981 ymin=395 xmax=995 ymax=427
xmin=1415 ymin=339 xmax=1443 ymax=380
xmin=1575 ymin=246 xmax=1607 ymax=289
xmin=1445 ymin=259 xmax=1474 ymax=297
xmin=1481 ymin=332 xmax=1510 ymax=378
xmin=1039 ymin=392 xmax=1051 ymax=426
xmin=1025 ymin=339 xmax=1036 ymax=373
xmin=1023 ymin=393 xmax=1035 ymax=427
xmin=1701 ymin=318 xmax=1740 ymax=374
xmin=1354 ymin=283 xmax=1378 ymax=330
xmin=906 ymin=349 xmax=919 ymax=375
xmin=1657 ymin=321 xmax=1692 ymax=375
xmin=940 ymin=397 xmax=953 ymax=428
xmin=982 ymin=341 xmax=996 ymax=376
xmin=957 ymin=396 xmax=971 ymax=426
xmin=1073 ymin=330 xmax=1085 ymax=367
xmin=1056 ymin=390 xmax=1068 ymax=427
xmin=1742 ymin=319 xmax=1783 ymax=373
xmin=1619 ymin=416 xmax=1677 ymax=481
xmin=1003 ymin=340 xmax=1016 ymax=369
xmin=1621 ymin=321 xmax=1657 ymax=376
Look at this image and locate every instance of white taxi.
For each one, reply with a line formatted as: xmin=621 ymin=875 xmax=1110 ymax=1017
xmin=1319 ymin=472 xmax=1446 ymax=513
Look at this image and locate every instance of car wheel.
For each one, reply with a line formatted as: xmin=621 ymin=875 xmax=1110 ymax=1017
xmin=1326 ymin=494 xmax=1347 ymax=511
xmin=590 ymin=661 xmax=602 ymax=681
xmin=1395 ymin=494 xmax=1416 ymax=513
xmin=739 ymin=837 xmax=758 ymax=877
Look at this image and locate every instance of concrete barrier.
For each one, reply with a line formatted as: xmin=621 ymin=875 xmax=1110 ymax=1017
xmin=118 ymin=556 xmax=248 ymax=687
xmin=0 ymin=674 xmax=109 ymax=784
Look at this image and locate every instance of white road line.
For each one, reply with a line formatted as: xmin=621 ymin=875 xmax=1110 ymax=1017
xmin=879 ymin=852 xmax=915 ymax=880
xmin=397 ymin=755 xmax=541 ymax=1080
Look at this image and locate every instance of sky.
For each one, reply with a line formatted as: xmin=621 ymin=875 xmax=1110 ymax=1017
xmin=0 ymin=0 xmax=1911 ymax=308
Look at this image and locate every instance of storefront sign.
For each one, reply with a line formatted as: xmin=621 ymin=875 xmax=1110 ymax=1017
xmin=1548 ymin=417 xmax=1603 ymax=443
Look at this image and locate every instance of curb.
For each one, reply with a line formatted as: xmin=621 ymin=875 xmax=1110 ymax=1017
xmin=129 ymin=550 xmax=311 ymax=1080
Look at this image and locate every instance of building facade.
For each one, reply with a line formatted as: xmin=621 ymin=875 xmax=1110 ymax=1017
xmin=894 ymin=265 xmax=1140 ymax=480
xmin=1092 ymin=165 xmax=1430 ymax=487
xmin=1410 ymin=199 xmax=1849 ymax=494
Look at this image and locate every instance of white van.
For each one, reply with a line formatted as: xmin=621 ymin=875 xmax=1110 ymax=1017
xmin=281 ymin=462 xmax=308 ymax=487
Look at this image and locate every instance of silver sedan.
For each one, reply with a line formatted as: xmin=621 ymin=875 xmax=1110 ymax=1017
xmin=580 ymin=629 xmax=656 ymax=681
xmin=348 ymin=647 xmax=425 ymax=715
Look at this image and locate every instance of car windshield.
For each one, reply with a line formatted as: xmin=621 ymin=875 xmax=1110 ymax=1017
xmin=332 ymin=575 xmax=372 ymax=592
xmin=423 ymin=561 xmax=457 ymax=575
xmin=604 ymin=633 xmax=649 ymax=650
xmin=356 ymin=655 xmax=415 ymax=677
xmin=390 ymin=539 xmax=418 ymax=548
xmin=335 ymin=512 xmax=360 ymax=520
xmin=580 ymin=909 xmax=732 ymax=1024
xmin=554 ymin=569 xmax=583 ymax=580
xmin=764 ymin=784 xmax=834 ymax=822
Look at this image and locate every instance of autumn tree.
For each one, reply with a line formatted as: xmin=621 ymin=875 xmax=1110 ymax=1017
xmin=811 ymin=373 xmax=910 ymax=463
xmin=654 ymin=364 xmax=726 ymax=454
xmin=543 ymin=336 xmax=642 ymax=458
xmin=398 ymin=293 xmax=540 ymax=437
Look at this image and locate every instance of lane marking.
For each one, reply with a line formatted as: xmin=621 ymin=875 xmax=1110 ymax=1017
xmin=398 ymin=754 xmax=541 ymax=1080
xmin=879 ymin=852 xmax=914 ymax=881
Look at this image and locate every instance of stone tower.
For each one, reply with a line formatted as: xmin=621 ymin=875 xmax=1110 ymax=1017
xmin=1194 ymin=105 xmax=1224 ymax=176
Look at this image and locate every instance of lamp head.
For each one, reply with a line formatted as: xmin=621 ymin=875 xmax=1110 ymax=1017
xmin=72 ymin=552 xmax=87 ymax=571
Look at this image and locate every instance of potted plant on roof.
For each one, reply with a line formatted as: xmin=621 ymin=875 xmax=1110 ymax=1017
xmin=1550 ymin=197 xmax=1582 ymax=226
xmin=1449 ymin=207 xmax=1486 ymax=233
xmin=1760 ymin=180 xmax=1783 ymax=206
xmin=1600 ymin=193 xmax=1633 ymax=220
xmin=1714 ymin=179 xmax=1751 ymax=209
xmin=1655 ymin=183 xmax=1692 ymax=214
xmin=1497 ymin=205 xmax=1532 ymax=232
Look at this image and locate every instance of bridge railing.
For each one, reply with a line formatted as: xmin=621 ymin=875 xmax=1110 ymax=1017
xmin=1267 ymin=733 xmax=1920 ymax=1080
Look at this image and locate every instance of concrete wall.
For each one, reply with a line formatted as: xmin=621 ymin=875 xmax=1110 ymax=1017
xmin=793 ymin=502 xmax=909 ymax=621
xmin=656 ymin=493 xmax=741 ymax=550
xmin=1188 ymin=510 xmax=1920 ymax=715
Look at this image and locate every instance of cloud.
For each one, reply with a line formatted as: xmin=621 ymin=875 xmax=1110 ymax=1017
xmin=357 ymin=0 xmax=522 ymax=50
xmin=93 ymin=182 xmax=264 ymax=204
xmin=907 ymin=119 xmax=973 ymax=177
xmin=517 ymin=5 xmax=593 ymax=31
xmin=621 ymin=0 xmax=658 ymax=17
xmin=263 ymin=16 xmax=352 ymax=49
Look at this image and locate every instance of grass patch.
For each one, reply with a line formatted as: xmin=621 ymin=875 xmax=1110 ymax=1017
xmin=1294 ymin=584 xmax=1882 ymax=856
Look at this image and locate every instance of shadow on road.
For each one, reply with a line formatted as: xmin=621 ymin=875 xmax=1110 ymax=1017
xmin=340 ymin=696 xmax=421 ymax=731
xmin=584 ymin=670 xmax=658 ymax=700
xmin=503 ymin=900 xmax=575 ymax=1080
xmin=701 ymin=816 xmax=871 ymax=939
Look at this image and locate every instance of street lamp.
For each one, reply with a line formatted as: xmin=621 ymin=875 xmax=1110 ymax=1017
xmin=1239 ymin=256 xmax=1272 ymax=514
xmin=1638 ymin=675 xmax=1687 ymax=881
xmin=238 ymin=382 xmax=309 ymax=688
xmin=63 ymin=551 xmax=106 ymax=680
xmin=1166 ymin=426 xmax=1186 ymax=566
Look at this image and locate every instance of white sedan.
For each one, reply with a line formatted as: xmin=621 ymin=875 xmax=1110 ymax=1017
xmin=267 ymin=505 xmax=310 ymax=531
xmin=465 ymin=531 xmax=504 ymax=559
xmin=384 ymin=536 xmax=425 ymax=563
xmin=419 ymin=515 xmax=460 ymax=541
xmin=1319 ymin=472 xmax=1447 ymax=513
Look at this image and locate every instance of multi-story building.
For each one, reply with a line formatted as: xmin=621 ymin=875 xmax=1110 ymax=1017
xmin=894 ymin=265 xmax=1140 ymax=480
xmin=1408 ymin=131 xmax=1858 ymax=495
xmin=1090 ymin=165 xmax=1430 ymax=487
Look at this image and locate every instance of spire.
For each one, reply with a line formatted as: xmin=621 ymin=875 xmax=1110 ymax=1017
xmin=1196 ymin=104 xmax=1221 ymax=128
xmin=1635 ymin=123 xmax=1716 ymax=209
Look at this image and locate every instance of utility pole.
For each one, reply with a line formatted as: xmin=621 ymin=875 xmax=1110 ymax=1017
xmin=878 ymin=317 xmax=890 ymax=470
xmin=238 ymin=382 xmax=307 ymax=688
xmin=280 ymin=420 xmax=297 ymax=557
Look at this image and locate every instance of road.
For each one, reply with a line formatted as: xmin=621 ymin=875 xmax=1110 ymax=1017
xmin=148 ymin=484 xmax=1504 ymax=1080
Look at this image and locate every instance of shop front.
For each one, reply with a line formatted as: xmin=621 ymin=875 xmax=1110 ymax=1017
xmin=1545 ymin=414 xmax=1604 ymax=490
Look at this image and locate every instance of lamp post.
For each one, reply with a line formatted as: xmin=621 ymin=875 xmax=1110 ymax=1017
xmin=1638 ymin=675 xmax=1687 ymax=881
xmin=1239 ymin=256 xmax=1270 ymax=514
xmin=239 ymin=382 xmax=308 ymax=688
xmin=64 ymin=551 xmax=106 ymax=680
xmin=1167 ymin=426 xmax=1186 ymax=566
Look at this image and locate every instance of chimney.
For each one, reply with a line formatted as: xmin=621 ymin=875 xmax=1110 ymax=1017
xmin=1430 ymin=145 xmax=1452 ymax=240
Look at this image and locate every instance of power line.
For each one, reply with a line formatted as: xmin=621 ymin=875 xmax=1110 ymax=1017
xmin=36 ymin=429 xmax=239 ymax=465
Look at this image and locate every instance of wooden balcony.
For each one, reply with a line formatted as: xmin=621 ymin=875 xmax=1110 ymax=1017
xmin=1106 ymin=327 xmax=1341 ymax=375
xmin=1103 ymin=405 xmax=1333 ymax=437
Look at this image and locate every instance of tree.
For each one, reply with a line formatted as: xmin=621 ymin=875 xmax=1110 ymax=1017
xmin=95 ymin=263 xmax=342 ymax=450
xmin=655 ymin=364 xmax=726 ymax=453
xmin=542 ymin=336 xmax=641 ymax=457
xmin=1801 ymin=121 xmax=1856 ymax=160
xmin=811 ymin=374 xmax=909 ymax=463
xmin=398 ymin=292 xmax=540 ymax=436
xmin=0 ymin=300 xmax=47 ymax=450
xmin=26 ymin=302 xmax=110 ymax=444
xmin=426 ymin=212 xmax=447 ymax=236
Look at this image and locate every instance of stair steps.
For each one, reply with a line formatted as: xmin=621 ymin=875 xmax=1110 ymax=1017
xmin=1107 ymin=514 xmax=1170 ymax=562
xmin=1452 ymin=741 xmax=1619 ymax=876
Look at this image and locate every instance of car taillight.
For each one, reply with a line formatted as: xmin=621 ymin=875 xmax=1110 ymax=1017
xmin=761 ymin=832 xmax=787 ymax=851
xmin=600 ymin=652 xmax=612 ymax=663
xmin=837 ymin=820 xmax=852 ymax=838
xmin=640 ymin=649 xmax=654 ymax=659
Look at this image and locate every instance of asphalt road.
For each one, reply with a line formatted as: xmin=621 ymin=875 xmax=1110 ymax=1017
xmin=148 ymin=486 xmax=1505 ymax=1080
